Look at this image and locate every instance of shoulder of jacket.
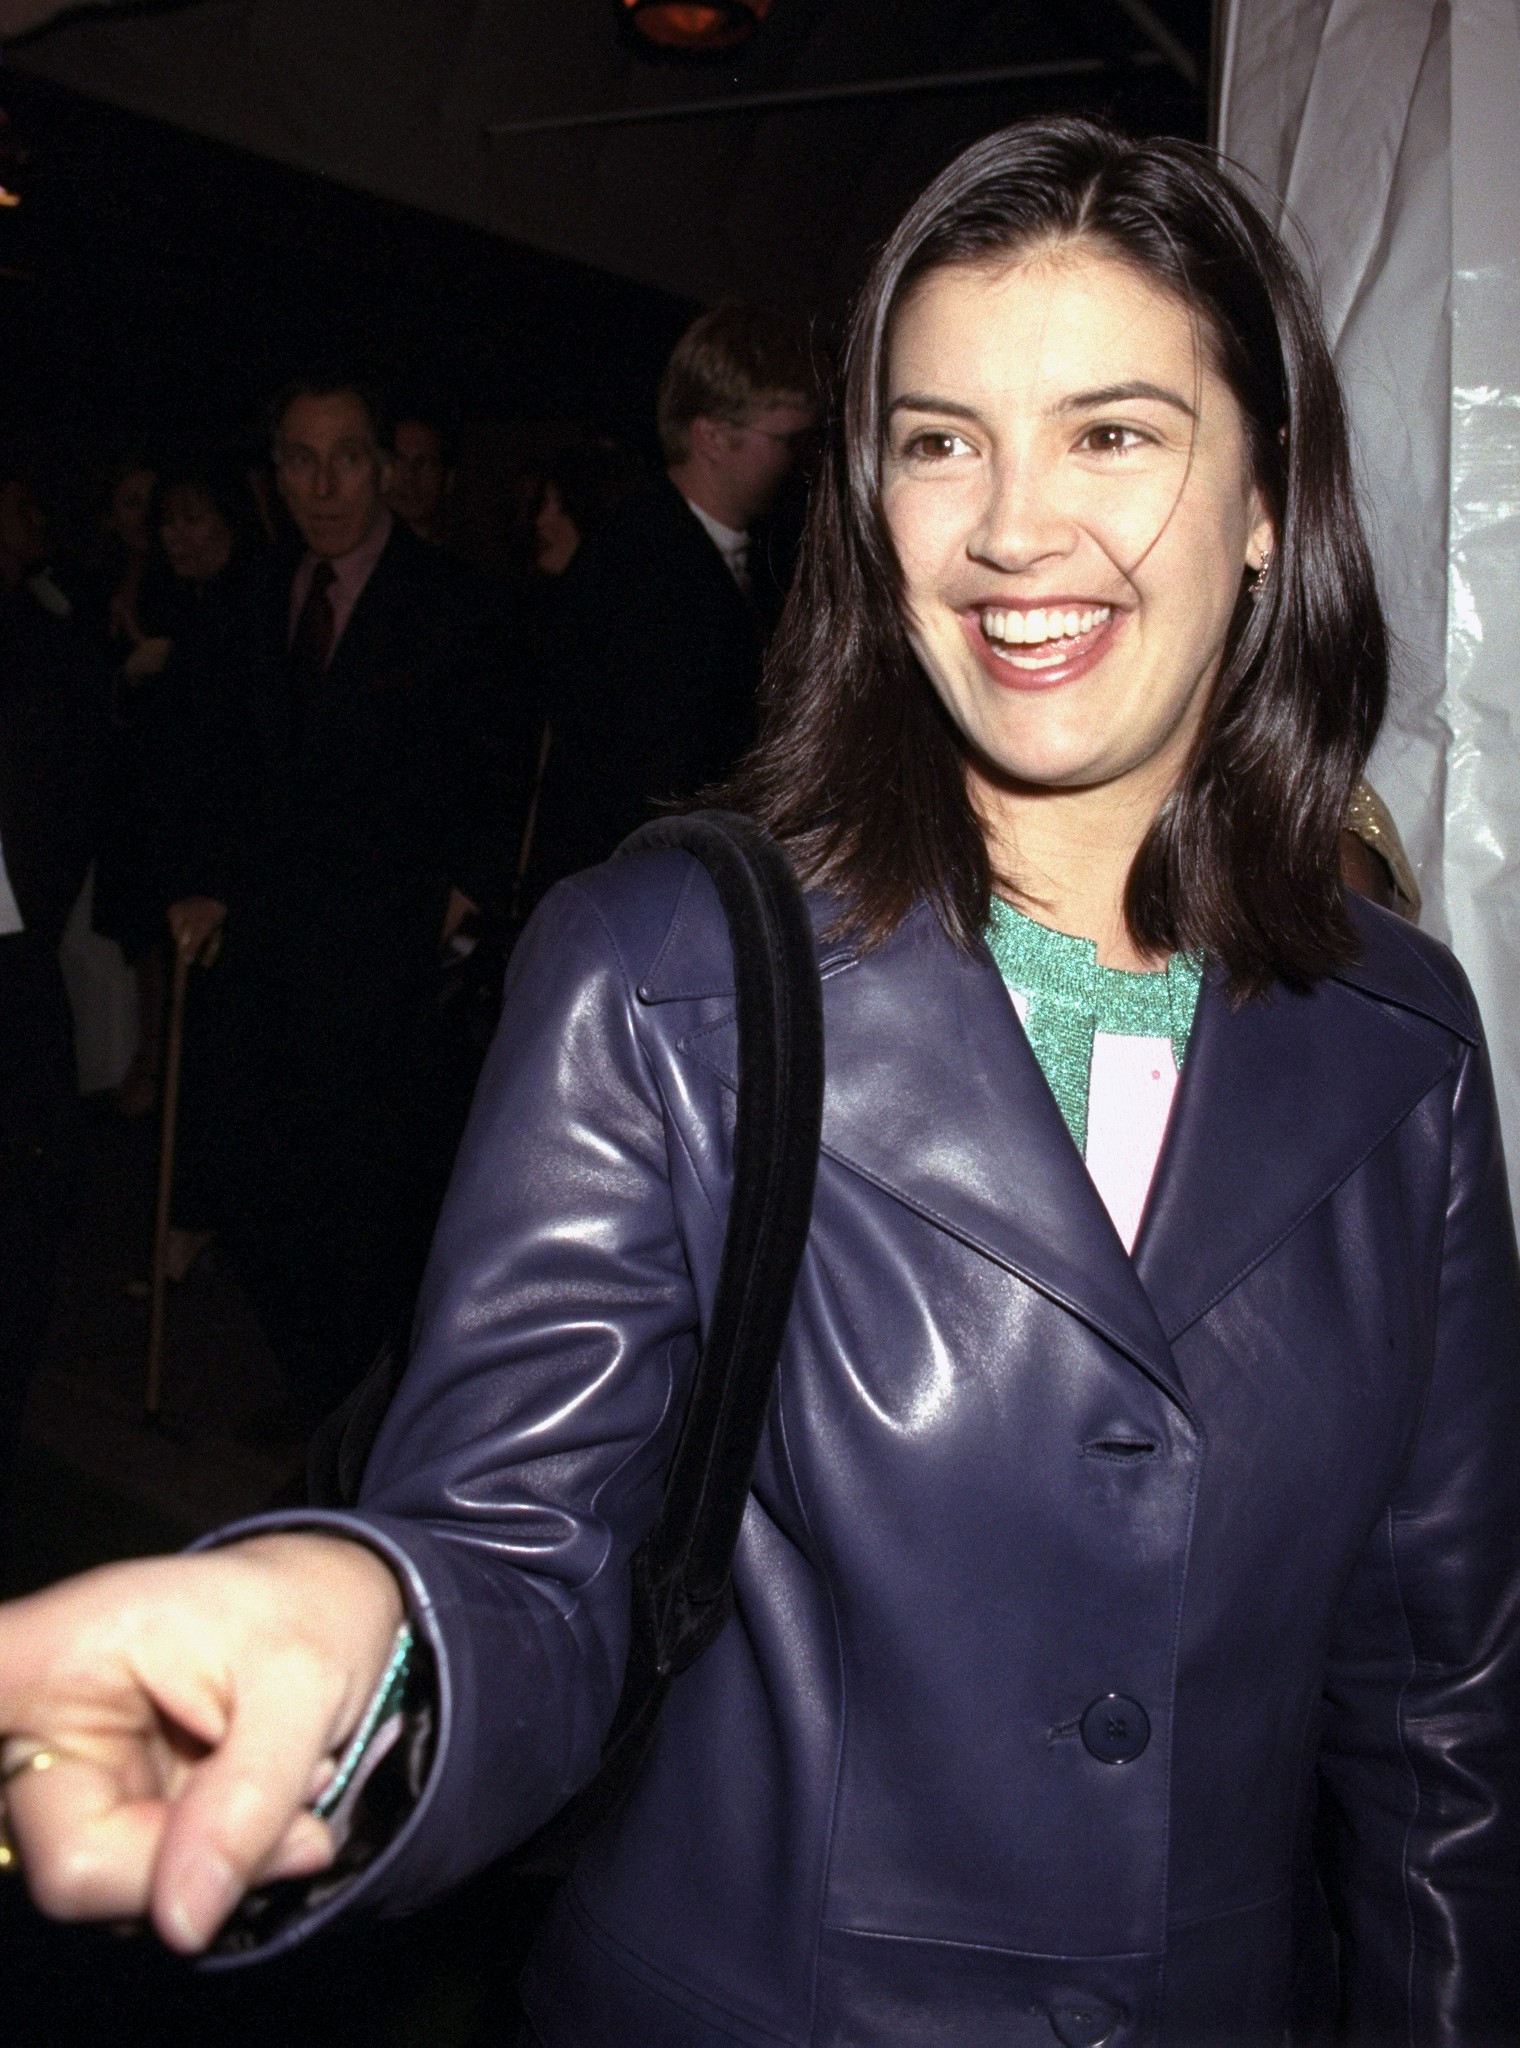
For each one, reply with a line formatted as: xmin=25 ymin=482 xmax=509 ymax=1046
xmin=554 ymin=844 xmax=839 ymax=1005
xmin=1333 ymin=895 xmax=1481 ymax=1046
xmin=539 ymin=849 xmax=721 ymax=1003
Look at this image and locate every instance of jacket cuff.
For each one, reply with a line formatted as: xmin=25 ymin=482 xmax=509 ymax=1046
xmin=186 ymin=1508 xmax=456 ymax=1968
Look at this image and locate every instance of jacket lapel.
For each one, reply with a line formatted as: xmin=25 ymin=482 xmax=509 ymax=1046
xmin=667 ymin=895 xmax=1188 ymax=1412
xmin=1132 ymin=903 xmax=1471 ymax=1340
xmin=655 ymin=873 xmax=1470 ymax=1410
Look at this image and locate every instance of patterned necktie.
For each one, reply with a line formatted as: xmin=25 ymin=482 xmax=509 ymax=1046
xmin=289 ymin=560 xmax=336 ymax=688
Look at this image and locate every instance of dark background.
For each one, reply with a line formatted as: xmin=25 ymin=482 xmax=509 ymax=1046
xmin=0 ymin=68 xmax=700 ymax=485
xmin=1 ymin=1 xmax=1213 ymax=487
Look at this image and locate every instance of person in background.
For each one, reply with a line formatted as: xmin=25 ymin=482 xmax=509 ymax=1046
xmin=164 ymin=377 xmax=503 ymax=1440
xmin=530 ymin=471 xmax=580 ymax=578
xmin=383 ymin=412 xmax=455 ymax=548
xmin=523 ymin=303 xmax=817 ymax=906
xmin=492 ymin=434 xmax=650 ymax=921
xmin=72 ymin=455 xmax=158 ymax=653
xmin=526 ymin=435 xmax=646 ymax=580
xmin=93 ymin=455 xmax=263 ymax=1123
xmin=0 ymin=446 xmax=102 ymax=1485
xmin=0 ymin=461 xmax=75 ymax=626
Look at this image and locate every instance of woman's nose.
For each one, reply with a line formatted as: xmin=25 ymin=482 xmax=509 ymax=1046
xmin=969 ymin=453 xmax=1075 ymax=574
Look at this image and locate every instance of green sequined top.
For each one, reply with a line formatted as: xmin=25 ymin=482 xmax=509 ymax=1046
xmin=984 ymin=896 xmax=1204 ymax=1154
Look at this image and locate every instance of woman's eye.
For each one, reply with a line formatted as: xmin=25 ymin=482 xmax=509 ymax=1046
xmin=902 ymin=429 xmax=974 ymax=462
xmin=1078 ymin=423 xmax=1149 ymax=456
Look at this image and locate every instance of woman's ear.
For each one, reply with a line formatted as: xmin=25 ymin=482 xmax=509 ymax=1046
xmin=1246 ymin=496 xmax=1276 ymax=576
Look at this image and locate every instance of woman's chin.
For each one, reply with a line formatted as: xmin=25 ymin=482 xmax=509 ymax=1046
xmin=966 ymin=733 xmax=1116 ymax=799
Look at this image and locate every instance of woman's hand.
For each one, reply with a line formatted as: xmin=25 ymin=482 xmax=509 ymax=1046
xmin=121 ymin=635 xmax=173 ymax=681
xmin=167 ymin=895 xmax=227 ymax=965
xmin=0 ymin=1534 xmax=405 ymax=1952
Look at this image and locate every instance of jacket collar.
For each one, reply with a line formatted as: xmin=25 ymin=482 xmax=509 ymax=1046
xmin=654 ymin=887 xmax=1187 ymax=1412
xmin=1132 ymin=899 xmax=1467 ymax=1338
xmin=649 ymin=878 xmax=1466 ymax=1416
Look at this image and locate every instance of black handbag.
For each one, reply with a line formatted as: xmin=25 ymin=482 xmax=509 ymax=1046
xmin=308 ymin=809 xmax=825 ymax=1875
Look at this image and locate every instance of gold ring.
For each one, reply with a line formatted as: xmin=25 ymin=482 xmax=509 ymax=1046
xmin=0 ymin=1741 xmax=102 ymax=1789
xmin=0 ymin=1743 xmax=94 ymax=1874
xmin=1 ymin=1744 xmax=69 ymax=1788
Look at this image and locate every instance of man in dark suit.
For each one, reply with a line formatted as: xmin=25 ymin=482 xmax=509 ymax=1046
xmin=525 ymin=304 xmax=816 ymax=900
xmin=384 ymin=409 xmax=455 ymax=548
xmin=168 ymin=379 xmax=505 ymax=1432
xmin=0 ymin=459 xmax=102 ymax=1482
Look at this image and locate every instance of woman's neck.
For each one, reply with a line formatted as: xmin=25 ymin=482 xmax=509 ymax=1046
xmin=974 ymin=771 xmax=1168 ymax=972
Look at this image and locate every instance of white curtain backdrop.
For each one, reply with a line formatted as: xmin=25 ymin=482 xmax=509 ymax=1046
xmin=1218 ymin=0 xmax=1520 ymax=1214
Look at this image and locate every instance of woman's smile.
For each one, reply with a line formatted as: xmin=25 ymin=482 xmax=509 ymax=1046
xmin=966 ymin=599 xmax=1122 ymax=688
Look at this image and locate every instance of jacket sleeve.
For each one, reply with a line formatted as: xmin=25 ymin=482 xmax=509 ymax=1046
xmin=206 ymin=871 xmax=705 ymax=1950
xmin=1315 ymin=1020 xmax=1520 ymax=2044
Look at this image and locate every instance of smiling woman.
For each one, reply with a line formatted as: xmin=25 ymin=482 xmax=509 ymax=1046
xmin=880 ymin=247 xmax=1274 ymax=968
xmin=735 ymin=119 xmax=1383 ymax=998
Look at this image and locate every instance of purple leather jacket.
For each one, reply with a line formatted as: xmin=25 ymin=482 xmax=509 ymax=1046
xmin=256 ymin=848 xmax=1520 ymax=2045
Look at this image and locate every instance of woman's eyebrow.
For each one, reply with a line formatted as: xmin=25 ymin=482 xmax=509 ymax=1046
xmin=885 ymin=392 xmax=986 ymax=425
xmin=1055 ymin=381 xmax=1198 ymax=420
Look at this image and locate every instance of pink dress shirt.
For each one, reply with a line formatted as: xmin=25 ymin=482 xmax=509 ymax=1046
xmin=287 ymin=508 xmax=393 ymax=661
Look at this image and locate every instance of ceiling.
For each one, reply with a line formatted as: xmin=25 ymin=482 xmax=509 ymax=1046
xmin=10 ymin=0 xmax=1212 ymax=311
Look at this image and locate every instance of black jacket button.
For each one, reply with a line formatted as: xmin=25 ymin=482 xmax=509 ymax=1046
xmin=1048 ymin=1996 xmax=1121 ymax=2046
xmin=1080 ymin=1693 xmax=1150 ymax=1764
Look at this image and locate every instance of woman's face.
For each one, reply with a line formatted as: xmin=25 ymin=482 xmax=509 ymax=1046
xmin=160 ymin=485 xmax=234 ymax=583
xmin=881 ymin=243 xmax=1273 ymax=821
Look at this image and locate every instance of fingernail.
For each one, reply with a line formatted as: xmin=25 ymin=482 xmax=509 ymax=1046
xmin=162 ymin=1851 xmax=239 ymax=1952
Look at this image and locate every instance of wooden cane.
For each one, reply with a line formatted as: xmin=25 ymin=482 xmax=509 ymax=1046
xmin=144 ymin=940 xmax=192 ymax=1419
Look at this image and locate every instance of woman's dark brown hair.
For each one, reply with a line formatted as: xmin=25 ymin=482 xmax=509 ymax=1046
xmin=722 ymin=116 xmax=1387 ymax=996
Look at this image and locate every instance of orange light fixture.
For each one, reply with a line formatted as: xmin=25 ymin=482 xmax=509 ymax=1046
xmin=620 ymin=0 xmax=773 ymax=55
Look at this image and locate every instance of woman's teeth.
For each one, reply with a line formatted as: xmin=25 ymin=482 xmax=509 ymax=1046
xmin=981 ymin=605 xmax=1112 ymax=646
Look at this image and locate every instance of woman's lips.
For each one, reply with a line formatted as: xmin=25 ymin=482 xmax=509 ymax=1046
xmin=963 ymin=603 xmax=1122 ymax=690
